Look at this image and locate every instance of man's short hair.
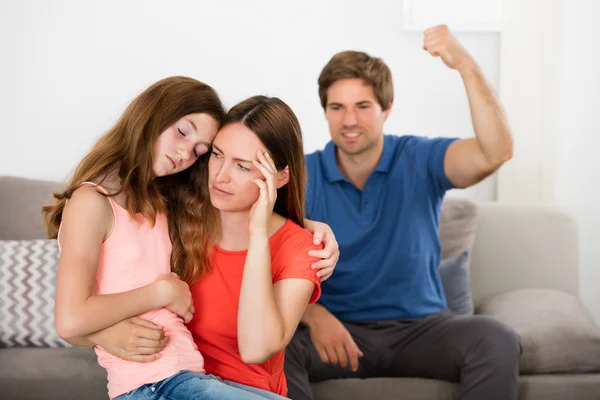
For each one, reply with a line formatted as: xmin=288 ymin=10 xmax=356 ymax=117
xmin=318 ymin=51 xmax=394 ymax=111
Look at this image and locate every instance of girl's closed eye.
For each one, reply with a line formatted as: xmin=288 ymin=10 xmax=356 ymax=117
xmin=178 ymin=128 xmax=186 ymax=137
xmin=211 ymin=151 xmax=221 ymax=158
xmin=237 ymin=164 xmax=250 ymax=172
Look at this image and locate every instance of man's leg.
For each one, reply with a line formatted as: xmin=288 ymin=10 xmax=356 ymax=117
xmin=223 ymin=380 xmax=288 ymax=400
xmin=380 ymin=310 xmax=521 ymax=400
xmin=284 ymin=323 xmax=380 ymax=400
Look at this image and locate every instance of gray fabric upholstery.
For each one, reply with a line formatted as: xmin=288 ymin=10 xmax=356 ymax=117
xmin=0 ymin=347 xmax=108 ymax=400
xmin=439 ymin=196 xmax=478 ymax=259
xmin=438 ymin=251 xmax=474 ymax=315
xmin=312 ymin=378 xmax=459 ymax=400
xmin=311 ymin=375 xmax=600 ymax=400
xmin=0 ymin=176 xmax=63 ymax=240
xmin=469 ymin=203 xmax=579 ymax=308
xmin=480 ymin=288 xmax=600 ymax=374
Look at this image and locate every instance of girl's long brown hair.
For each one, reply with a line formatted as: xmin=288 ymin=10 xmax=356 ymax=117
xmin=170 ymin=95 xmax=307 ymax=283
xmin=158 ymin=153 xmax=219 ymax=284
xmin=42 ymin=76 xmax=226 ymax=283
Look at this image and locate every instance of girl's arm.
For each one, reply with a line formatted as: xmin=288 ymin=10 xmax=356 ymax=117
xmin=237 ymin=234 xmax=315 ymax=364
xmin=54 ymin=187 xmax=189 ymax=339
xmin=63 ymin=336 xmax=95 ymax=347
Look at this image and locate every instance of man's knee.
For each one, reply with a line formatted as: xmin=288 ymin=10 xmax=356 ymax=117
xmin=468 ymin=316 xmax=521 ymax=368
xmin=285 ymin=326 xmax=311 ymax=365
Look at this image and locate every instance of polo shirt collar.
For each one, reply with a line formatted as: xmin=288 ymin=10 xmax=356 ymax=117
xmin=322 ymin=141 xmax=346 ymax=183
xmin=322 ymin=135 xmax=394 ymax=183
xmin=375 ymin=135 xmax=395 ymax=173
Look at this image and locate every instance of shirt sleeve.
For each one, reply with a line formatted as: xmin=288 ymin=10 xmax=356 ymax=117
xmin=413 ymin=136 xmax=459 ymax=197
xmin=273 ymin=230 xmax=322 ymax=304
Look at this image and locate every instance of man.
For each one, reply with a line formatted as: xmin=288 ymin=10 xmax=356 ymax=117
xmin=285 ymin=25 xmax=520 ymax=400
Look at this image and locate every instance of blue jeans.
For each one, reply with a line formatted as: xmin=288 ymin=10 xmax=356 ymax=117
xmin=115 ymin=370 xmax=288 ymax=400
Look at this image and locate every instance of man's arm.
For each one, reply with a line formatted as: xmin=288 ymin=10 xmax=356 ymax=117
xmin=301 ymin=303 xmax=364 ymax=371
xmin=424 ymin=25 xmax=513 ymax=189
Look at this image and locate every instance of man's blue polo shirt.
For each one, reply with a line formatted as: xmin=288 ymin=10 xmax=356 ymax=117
xmin=305 ymin=134 xmax=458 ymax=321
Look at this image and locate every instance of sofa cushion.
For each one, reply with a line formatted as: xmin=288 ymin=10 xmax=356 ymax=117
xmin=312 ymin=377 xmax=459 ymax=400
xmin=0 ymin=347 xmax=107 ymax=400
xmin=439 ymin=197 xmax=478 ymax=260
xmin=438 ymin=252 xmax=473 ymax=315
xmin=310 ymin=374 xmax=600 ymax=400
xmin=479 ymin=288 xmax=600 ymax=374
xmin=438 ymin=198 xmax=477 ymax=316
xmin=0 ymin=239 xmax=70 ymax=348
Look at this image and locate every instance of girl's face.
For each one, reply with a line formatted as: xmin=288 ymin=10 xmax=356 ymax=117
xmin=208 ymin=122 xmax=270 ymax=212
xmin=152 ymin=113 xmax=219 ymax=177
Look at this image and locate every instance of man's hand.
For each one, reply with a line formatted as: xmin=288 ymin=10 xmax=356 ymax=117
xmin=304 ymin=304 xmax=363 ymax=371
xmin=88 ymin=317 xmax=170 ymax=363
xmin=304 ymin=219 xmax=340 ymax=282
xmin=423 ymin=25 xmax=475 ymax=72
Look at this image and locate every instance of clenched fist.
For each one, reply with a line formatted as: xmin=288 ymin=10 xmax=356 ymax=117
xmin=423 ymin=25 xmax=475 ymax=72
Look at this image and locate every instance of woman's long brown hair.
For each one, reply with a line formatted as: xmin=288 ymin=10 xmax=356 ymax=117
xmin=170 ymin=95 xmax=307 ymax=283
xmin=42 ymin=76 xmax=226 ymax=283
xmin=224 ymin=96 xmax=306 ymax=228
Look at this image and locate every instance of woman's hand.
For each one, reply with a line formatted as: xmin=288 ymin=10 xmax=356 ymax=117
xmin=249 ymin=150 xmax=278 ymax=237
xmin=88 ymin=317 xmax=169 ymax=363
xmin=305 ymin=219 xmax=339 ymax=281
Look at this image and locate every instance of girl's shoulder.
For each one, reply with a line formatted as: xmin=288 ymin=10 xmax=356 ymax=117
xmin=59 ymin=184 xmax=115 ymax=247
xmin=65 ymin=184 xmax=114 ymax=223
xmin=69 ymin=184 xmax=112 ymax=208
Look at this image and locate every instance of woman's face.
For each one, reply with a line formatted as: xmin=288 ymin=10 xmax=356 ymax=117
xmin=208 ymin=122 xmax=269 ymax=212
xmin=152 ymin=113 xmax=219 ymax=177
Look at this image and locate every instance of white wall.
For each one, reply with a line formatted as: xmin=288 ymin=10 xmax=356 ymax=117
xmin=556 ymin=0 xmax=600 ymax=323
xmin=498 ymin=0 xmax=600 ymax=324
xmin=0 ymin=0 xmax=500 ymax=202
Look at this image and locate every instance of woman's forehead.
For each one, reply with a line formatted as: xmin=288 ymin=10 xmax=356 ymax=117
xmin=214 ymin=123 xmax=266 ymax=158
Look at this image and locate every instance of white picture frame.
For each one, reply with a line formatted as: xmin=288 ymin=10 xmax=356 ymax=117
xmin=403 ymin=0 xmax=503 ymax=32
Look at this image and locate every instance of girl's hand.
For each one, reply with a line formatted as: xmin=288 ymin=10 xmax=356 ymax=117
xmin=157 ymin=272 xmax=194 ymax=323
xmin=249 ymin=150 xmax=278 ymax=237
xmin=305 ymin=220 xmax=339 ymax=281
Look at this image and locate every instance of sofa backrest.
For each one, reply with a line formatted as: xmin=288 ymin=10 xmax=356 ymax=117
xmin=0 ymin=176 xmax=580 ymax=310
xmin=470 ymin=203 xmax=579 ymax=308
xmin=0 ymin=176 xmax=64 ymax=240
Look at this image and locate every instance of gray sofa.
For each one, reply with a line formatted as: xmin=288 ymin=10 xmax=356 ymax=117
xmin=1 ymin=175 xmax=600 ymax=400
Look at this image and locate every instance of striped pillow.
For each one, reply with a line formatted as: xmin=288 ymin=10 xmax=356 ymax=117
xmin=0 ymin=239 xmax=71 ymax=348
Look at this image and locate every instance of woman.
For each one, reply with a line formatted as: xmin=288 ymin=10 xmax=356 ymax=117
xmin=182 ymin=95 xmax=324 ymax=396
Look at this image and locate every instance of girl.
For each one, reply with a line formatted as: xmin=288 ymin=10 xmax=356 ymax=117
xmin=44 ymin=78 xmax=337 ymax=400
